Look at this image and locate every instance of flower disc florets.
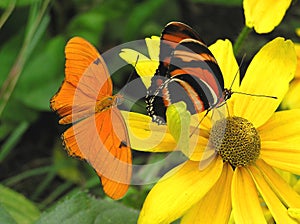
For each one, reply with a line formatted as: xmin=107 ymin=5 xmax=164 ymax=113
xmin=210 ymin=116 xmax=260 ymax=167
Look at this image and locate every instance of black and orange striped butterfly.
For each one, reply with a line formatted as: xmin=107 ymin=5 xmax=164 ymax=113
xmin=50 ymin=37 xmax=132 ymax=199
xmin=146 ymin=22 xmax=232 ymax=124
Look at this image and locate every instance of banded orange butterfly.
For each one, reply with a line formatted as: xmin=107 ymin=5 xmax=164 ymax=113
xmin=146 ymin=21 xmax=232 ymax=124
xmin=50 ymin=37 xmax=132 ymax=199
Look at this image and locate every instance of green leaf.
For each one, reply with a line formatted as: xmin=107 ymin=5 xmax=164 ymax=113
xmin=0 ymin=204 xmax=17 ymax=224
xmin=0 ymin=184 xmax=40 ymax=224
xmin=14 ymin=35 xmax=65 ymax=111
xmin=0 ymin=0 xmax=41 ymax=9
xmin=124 ymin=0 xmax=167 ymax=41
xmin=191 ymin=0 xmax=243 ymax=6
xmin=36 ymin=191 xmax=139 ymax=224
xmin=166 ymin=101 xmax=191 ymax=150
xmin=67 ymin=12 xmax=106 ymax=46
xmin=1 ymin=97 xmax=38 ymax=123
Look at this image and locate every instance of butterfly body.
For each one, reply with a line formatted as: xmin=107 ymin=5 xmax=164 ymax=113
xmin=95 ymin=95 xmax=121 ymax=112
xmin=146 ymin=22 xmax=229 ymax=124
xmin=50 ymin=37 xmax=132 ymax=200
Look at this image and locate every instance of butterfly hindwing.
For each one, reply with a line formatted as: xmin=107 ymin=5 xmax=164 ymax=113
xmin=62 ymin=109 xmax=131 ymax=199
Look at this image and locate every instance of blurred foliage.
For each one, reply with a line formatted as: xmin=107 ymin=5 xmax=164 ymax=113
xmin=0 ymin=184 xmax=40 ymax=224
xmin=0 ymin=0 xmax=299 ymax=223
xmin=35 ymin=191 xmax=139 ymax=224
xmin=192 ymin=0 xmax=243 ymax=5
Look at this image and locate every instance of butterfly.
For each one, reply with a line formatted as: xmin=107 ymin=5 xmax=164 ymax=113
xmin=50 ymin=37 xmax=132 ymax=200
xmin=146 ymin=21 xmax=232 ymax=124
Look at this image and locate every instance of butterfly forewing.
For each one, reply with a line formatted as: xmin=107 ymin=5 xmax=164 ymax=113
xmin=146 ymin=22 xmax=225 ymax=124
xmin=158 ymin=21 xmax=204 ymax=72
xmin=51 ymin=37 xmax=113 ymax=123
xmin=168 ymin=39 xmax=224 ymax=107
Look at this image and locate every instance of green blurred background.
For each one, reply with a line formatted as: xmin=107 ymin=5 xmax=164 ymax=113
xmin=0 ymin=0 xmax=299 ymax=223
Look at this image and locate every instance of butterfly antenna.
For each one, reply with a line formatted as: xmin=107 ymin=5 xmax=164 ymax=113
xmin=229 ymin=53 xmax=246 ymax=90
xmin=189 ymin=109 xmax=210 ymax=138
xmin=227 ymin=54 xmax=277 ymax=100
xmin=118 ymin=55 xmax=147 ymax=111
xmin=122 ymin=54 xmax=140 ymax=94
xmin=231 ymin=91 xmax=278 ymax=99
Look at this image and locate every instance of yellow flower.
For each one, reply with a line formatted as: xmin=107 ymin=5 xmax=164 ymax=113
xmin=282 ymin=39 xmax=300 ymax=109
xmin=243 ymin=0 xmax=292 ymax=33
xmin=119 ymin=36 xmax=159 ymax=89
xmin=121 ymin=37 xmax=299 ymax=223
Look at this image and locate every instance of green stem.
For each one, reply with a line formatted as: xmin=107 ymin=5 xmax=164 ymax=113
xmin=39 ymin=181 xmax=73 ymax=209
xmin=3 ymin=165 xmax=54 ymax=186
xmin=0 ymin=0 xmax=51 ymax=118
xmin=233 ymin=26 xmax=251 ymax=56
xmin=31 ymin=171 xmax=56 ymax=200
xmin=0 ymin=0 xmax=15 ymax=29
xmin=0 ymin=121 xmax=29 ymax=163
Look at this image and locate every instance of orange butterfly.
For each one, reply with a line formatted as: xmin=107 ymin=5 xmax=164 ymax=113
xmin=50 ymin=37 xmax=132 ymax=199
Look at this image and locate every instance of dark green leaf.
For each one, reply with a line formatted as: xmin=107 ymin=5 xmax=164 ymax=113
xmin=191 ymin=0 xmax=243 ymax=6
xmin=0 ymin=185 xmax=40 ymax=224
xmin=0 ymin=34 xmax=23 ymax=87
xmin=1 ymin=97 xmax=38 ymax=123
xmin=36 ymin=191 xmax=139 ymax=224
xmin=53 ymin=143 xmax=83 ymax=183
xmin=0 ymin=0 xmax=41 ymax=9
xmin=124 ymin=0 xmax=167 ymax=41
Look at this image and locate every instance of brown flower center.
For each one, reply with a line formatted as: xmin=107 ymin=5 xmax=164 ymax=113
xmin=210 ymin=116 xmax=260 ymax=167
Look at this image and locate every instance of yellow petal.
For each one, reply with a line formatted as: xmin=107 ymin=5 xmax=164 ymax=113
xmin=243 ymin=0 xmax=292 ymax=33
xmin=121 ymin=111 xmax=176 ymax=152
xmin=295 ymin=44 xmax=300 ymax=78
xmin=234 ymin=37 xmax=297 ymax=127
xmin=258 ymin=109 xmax=300 ymax=142
xmin=181 ymin=163 xmax=233 ymax=224
xmin=260 ymin=141 xmax=300 ymax=175
xmin=275 ymin=169 xmax=298 ymax=187
xmin=296 ymin=28 xmax=300 ymax=37
xmin=186 ymin=112 xmax=212 ymax=161
xmin=119 ymin=49 xmax=158 ymax=89
xmin=138 ymin=157 xmax=223 ymax=224
xmin=248 ymin=165 xmax=298 ymax=223
xmin=288 ymin=208 xmax=300 ymax=221
xmin=145 ymin=36 xmax=160 ymax=61
xmin=281 ymin=79 xmax=300 ymax=109
xmin=232 ymin=167 xmax=266 ymax=224
xmin=209 ymin=39 xmax=239 ymax=90
xmin=256 ymin=159 xmax=300 ymax=208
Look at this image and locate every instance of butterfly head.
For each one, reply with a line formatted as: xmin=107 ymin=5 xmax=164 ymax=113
xmin=223 ymin=88 xmax=233 ymax=102
xmin=114 ymin=94 xmax=124 ymax=106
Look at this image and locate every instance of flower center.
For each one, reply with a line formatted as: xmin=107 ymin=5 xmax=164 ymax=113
xmin=210 ymin=116 xmax=260 ymax=167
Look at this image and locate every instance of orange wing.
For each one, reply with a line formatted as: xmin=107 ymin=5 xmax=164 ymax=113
xmin=50 ymin=37 xmax=132 ymax=199
xmin=50 ymin=37 xmax=112 ymax=124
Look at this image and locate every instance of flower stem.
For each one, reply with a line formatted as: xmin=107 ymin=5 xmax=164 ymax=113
xmin=233 ymin=26 xmax=251 ymax=56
